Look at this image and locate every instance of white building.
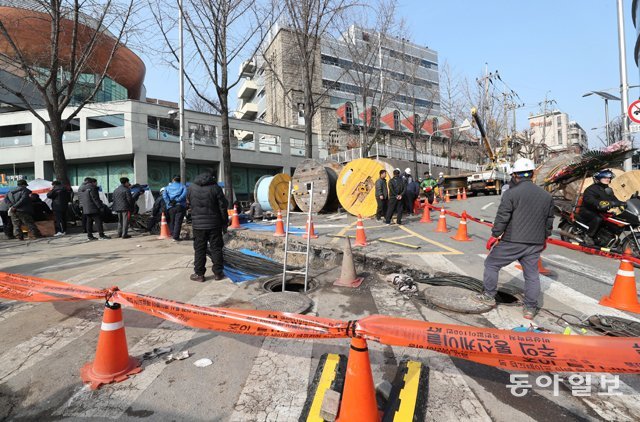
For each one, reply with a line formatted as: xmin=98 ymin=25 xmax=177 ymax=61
xmin=0 ymin=100 xmax=317 ymax=199
xmin=528 ymin=110 xmax=588 ymax=156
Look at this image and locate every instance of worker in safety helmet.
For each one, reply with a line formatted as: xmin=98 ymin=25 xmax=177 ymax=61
xmin=474 ymin=158 xmax=554 ymax=320
xmin=578 ymin=169 xmax=623 ymax=245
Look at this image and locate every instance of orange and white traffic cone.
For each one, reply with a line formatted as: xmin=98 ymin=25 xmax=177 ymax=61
xmin=420 ymin=204 xmax=432 ymax=223
xmin=462 ymin=188 xmax=468 ymax=200
xmin=456 ymin=189 xmax=462 ymax=200
xmin=81 ymin=302 xmax=142 ymax=390
xmin=433 ymin=194 xmax=439 ymax=205
xmin=334 ymin=237 xmax=364 ymax=287
xmin=229 ymin=205 xmax=244 ymax=230
xmin=336 ymin=337 xmax=379 ymax=422
xmin=435 ymin=207 xmax=449 ymax=233
xmin=274 ymin=210 xmax=285 ymax=237
xmin=600 ymin=250 xmax=640 ymax=313
xmin=303 ymin=216 xmax=318 ymax=239
xmin=451 ymin=212 xmax=471 ymax=241
xmin=157 ymin=212 xmax=171 ymax=239
xmin=353 ymin=214 xmax=367 ymax=247
xmin=445 ymin=191 xmax=451 ymax=203
xmin=413 ymin=199 xmax=421 ymax=215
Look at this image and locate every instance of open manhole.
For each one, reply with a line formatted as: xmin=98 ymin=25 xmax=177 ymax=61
xmin=262 ymin=276 xmax=318 ymax=293
xmin=495 ymin=291 xmax=520 ymax=304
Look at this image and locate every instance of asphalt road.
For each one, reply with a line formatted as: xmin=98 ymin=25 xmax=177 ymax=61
xmin=1 ymin=195 xmax=639 ymax=421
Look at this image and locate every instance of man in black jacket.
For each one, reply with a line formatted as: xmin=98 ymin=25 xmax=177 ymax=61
xmin=187 ymin=170 xmax=228 ymax=282
xmin=374 ymin=170 xmax=388 ymax=221
xmin=6 ymin=180 xmax=41 ymax=240
xmin=578 ymin=169 xmax=622 ymax=245
xmin=385 ymin=169 xmax=405 ymax=225
xmin=474 ymin=158 xmax=554 ymax=320
xmin=112 ymin=177 xmax=141 ymax=239
xmin=30 ymin=193 xmax=52 ymax=221
xmin=78 ymin=178 xmax=110 ymax=240
xmin=47 ymin=180 xmax=72 ymax=236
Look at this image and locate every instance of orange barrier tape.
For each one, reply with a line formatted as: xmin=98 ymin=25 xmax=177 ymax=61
xmin=356 ymin=315 xmax=640 ymax=373
xmin=115 ymin=291 xmax=349 ymax=340
xmin=1 ymin=272 xmax=640 ymax=373
xmin=0 ymin=272 xmax=110 ymax=302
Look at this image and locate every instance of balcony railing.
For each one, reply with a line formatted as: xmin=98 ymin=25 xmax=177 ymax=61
xmin=0 ymin=135 xmax=32 ymax=148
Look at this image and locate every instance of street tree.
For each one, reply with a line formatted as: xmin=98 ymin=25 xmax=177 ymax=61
xmin=0 ymin=0 xmax=138 ymax=186
xmin=274 ymin=0 xmax=355 ymax=158
xmin=439 ymin=62 xmax=471 ymax=172
xmin=151 ymin=0 xmax=269 ymax=204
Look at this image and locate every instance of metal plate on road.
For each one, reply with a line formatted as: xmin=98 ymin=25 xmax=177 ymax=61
xmin=251 ymin=292 xmax=313 ymax=314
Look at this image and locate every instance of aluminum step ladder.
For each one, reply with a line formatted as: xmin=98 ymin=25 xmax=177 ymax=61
xmin=282 ymin=181 xmax=314 ymax=292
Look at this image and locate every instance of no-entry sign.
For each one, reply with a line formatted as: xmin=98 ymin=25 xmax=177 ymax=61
xmin=628 ymin=99 xmax=640 ymax=124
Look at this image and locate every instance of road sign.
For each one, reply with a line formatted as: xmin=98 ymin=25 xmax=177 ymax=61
xmin=628 ymin=99 xmax=640 ymax=124
xmin=630 ymin=123 xmax=640 ymax=133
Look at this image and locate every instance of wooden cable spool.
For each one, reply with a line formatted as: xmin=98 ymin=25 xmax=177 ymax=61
xmin=610 ymin=170 xmax=640 ymax=201
xmin=291 ymin=159 xmax=342 ymax=213
xmin=336 ymin=158 xmax=394 ymax=217
xmin=254 ymin=173 xmax=291 ymax=212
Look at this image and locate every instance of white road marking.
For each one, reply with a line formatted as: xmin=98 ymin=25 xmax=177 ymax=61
xmin=53 ymin=271 xmax=238 ymax=419
xmin=481 ymin=202 xmax=495 ymax=210
xmin=369 ymin=281 xmax=491 ymax=421
xmin=544 ymin=254 xmax=613 ymax=285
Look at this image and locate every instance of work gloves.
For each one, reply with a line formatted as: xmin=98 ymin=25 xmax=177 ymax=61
xmin=486 ymin=236 xmax=499 ymax=250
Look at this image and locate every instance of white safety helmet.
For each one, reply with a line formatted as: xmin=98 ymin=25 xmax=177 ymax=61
xmin=405 ymin=167 xmax=411 ymax=174
xmin=511 ymin=158 xmax=536 ymax=175
xmin=160 ymin=187 xmax=166 ymax=193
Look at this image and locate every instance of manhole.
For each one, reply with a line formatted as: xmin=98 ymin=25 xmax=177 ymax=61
xmin=495 ymin=291 xmax=520 ymax=304
xmin=423 ymin=286 xmax=494 ymax=314
xmin=251 ymin=292 xmax=313 ymax=314
xmin=262 ymin=276 xmax=318 ymax=293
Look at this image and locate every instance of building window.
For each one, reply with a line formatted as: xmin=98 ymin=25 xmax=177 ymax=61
xmin=297 ymin=103 xmax=305 ymax=125
xmin=393 ymin=110 xmax=400 ymax=131
xmin=188 ymin=122 xmax=217 ymax=146
xmin=290 ymin=138 xmax=305 ymax=156
xmin=345 ymin=102 xmax=354 ymax=125
xmin=329 ymin=130 xmax=339 ymax=145
xmin=0 ymin=123 xmax=32 ymax=147
xmin=46 ymin=118 xmax=80 ymax=144
xmin=231 ymin=129 xmax=255 ymax=150
xmin=87 ymin=114 xmax=124 ymax=140
xmin=259 ymin=111 xmax=267 ymax=120
xmin=557 ymin=116 xmax=561 ymax=126
xmin=558 ymin=129 xmax=563 ymax=145
xmin=147 ymin=115 xmax=179 ymax=142
xmin=370 ymin=107 xmax=378 ymax=127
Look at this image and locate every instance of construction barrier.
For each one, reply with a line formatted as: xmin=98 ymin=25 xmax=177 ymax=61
xmin=1 ymin=272 xmax=640 ymax=373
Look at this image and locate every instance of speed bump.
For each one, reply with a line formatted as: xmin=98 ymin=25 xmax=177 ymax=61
xmin=300 ymin=353 xmax=347 ymax=421
xmin=383 ymin=360 xmax=429 ymax=421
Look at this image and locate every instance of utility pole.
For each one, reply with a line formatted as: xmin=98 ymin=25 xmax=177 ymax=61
xmin=538 ymin=94 xmax=556 ymax=162
xmin=504 ymin=99 xmax=524 ymax=161
xmin=178 ymin=0 xmax=186 ymax=184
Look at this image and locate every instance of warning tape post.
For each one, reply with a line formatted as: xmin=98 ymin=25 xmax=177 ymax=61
xmin=1 ymin=271 xmax=639 ymax=373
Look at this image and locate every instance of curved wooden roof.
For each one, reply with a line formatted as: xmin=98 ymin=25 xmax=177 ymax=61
xmin=0 ymin=6 xmax=145 ymax=99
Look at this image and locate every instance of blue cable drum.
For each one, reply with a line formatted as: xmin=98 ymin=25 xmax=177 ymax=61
xmin=255 ymin=175 xmax=273 ymax=211
xmin=254 ymin=173 xmax=292 ymax=212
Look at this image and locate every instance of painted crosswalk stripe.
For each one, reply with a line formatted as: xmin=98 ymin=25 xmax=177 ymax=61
xmin=369 ymin=281 xmax=491 ymax=421
xmin=0 ymin=257 xmax=183 ymax=386
xmin=52 ymin=275 xmax=238 ymax=419
xmin=544 ymin=254 xmax=613 ymax=285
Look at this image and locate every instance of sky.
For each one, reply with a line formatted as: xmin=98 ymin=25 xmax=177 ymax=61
xmin=141 ymin=0 xmax=640 ymax=150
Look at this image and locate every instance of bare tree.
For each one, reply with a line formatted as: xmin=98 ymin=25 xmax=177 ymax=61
xmin=275 ymin=0 xmax=355 ymax=158
xmin=331 ymin=0 xmax=401 ymax=157
xmin=151 ymin=0 xmax=269 ymax=204
xmin=187 ymin=91 xmax=219 ymax=114
xmin=0 ymin=0 xmax=138 ymax=186
xmin=439 ymin=62 xmax=469 ymax=172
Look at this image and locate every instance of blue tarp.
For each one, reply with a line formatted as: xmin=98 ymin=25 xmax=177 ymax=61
xmin=222 ymin=248 xmax=276 ymax=283
xmin=241 ymin=222 xmax=308 ymax=236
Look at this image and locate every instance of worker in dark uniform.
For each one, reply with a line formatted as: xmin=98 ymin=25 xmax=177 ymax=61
xmin=578 ymin=169 xmax=623 ymax=246
xmin=474 ymin=158 xmax=555 ymax=320
xmin=374 ymin=169 xmax=388 ymax=221
xmin=385 ymin=168 xmax=405 ymax=225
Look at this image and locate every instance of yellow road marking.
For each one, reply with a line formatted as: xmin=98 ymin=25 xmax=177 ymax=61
xmin=393 ymin=361 xmax=423 ymax=421
xmin=398 ymin=225 xmax=462 ymax=255
xmin=306 ymin=354 xmax=341 ymax=422
xmin=330 ymin=221 xmax=357 ymax=244
xmin=345 ymin=224 xmax=388 ymax=231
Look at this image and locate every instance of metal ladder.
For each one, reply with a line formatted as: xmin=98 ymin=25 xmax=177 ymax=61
xmin=282 ymin=181 xmax=314 ymax=292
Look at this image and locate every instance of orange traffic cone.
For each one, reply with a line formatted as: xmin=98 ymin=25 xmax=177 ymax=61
xmin=515 ymin=258 xmax=551 ymax=276
xmin=336 ymin=337 xmax=379 ymax=422
xmin=420 ymin=204 xmax=432 ymax=223
xmin=81 ymin=302 xmax=142 ymax=390
xmin=600 ymin=251 xmax=640 ymax=313
xmin=303 ymin=216 xmax=318 ymax=239
xmin=229 ymin=205 xmax=245 ymax=230
xmin=451 ymin=212 xmax=472 ymax=241
xmin=157 ymin=212 xmax=171 ymax=239
xmin=274 ymin=210 xmax=285 ymax=237
xmin=435 ymin=208 xmax=449 ymax=233
xmin=456 ymin=189 xmax=462 ymax=200
xmin=445 ymin=191 xmax=451 ymax=203
xmin=462 ymin=188 xmax=468 ymax=200
xmin=354 ymin=214 xmax=367 ymax=247
xmin=334 ymin=237 xmax=364 ymax=287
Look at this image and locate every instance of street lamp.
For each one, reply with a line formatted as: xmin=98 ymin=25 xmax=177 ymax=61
xmin=582 ymin=91 xmax=621 ymax=146
xmin=428 ymin=119 xmax=471 ymax=174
